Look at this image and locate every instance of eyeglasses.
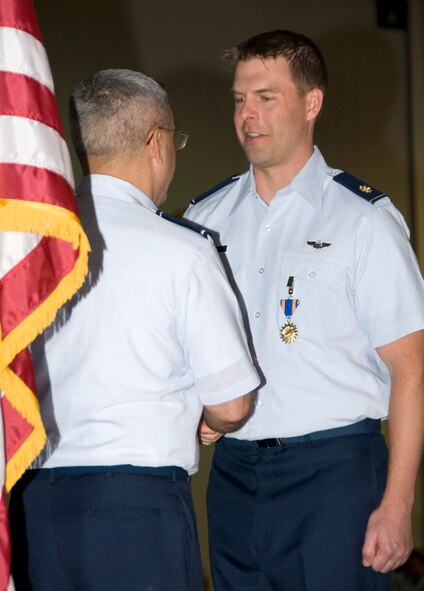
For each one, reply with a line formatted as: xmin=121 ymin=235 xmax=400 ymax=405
xmin=146 ymin=127 xmax=189 ymax=152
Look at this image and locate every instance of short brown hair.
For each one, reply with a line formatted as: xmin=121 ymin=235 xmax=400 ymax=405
xmin=224 ymin=30 xmax=328 ymax=97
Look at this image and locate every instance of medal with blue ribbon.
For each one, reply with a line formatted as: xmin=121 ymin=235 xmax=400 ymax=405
xmin=280 ymin=276 xmax=300 ymax=343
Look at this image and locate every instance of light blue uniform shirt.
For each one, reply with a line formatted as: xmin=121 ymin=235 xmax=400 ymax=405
xmin=33 ymin=175 xmax=259 ymax=473
xmin=185 ymin=148 xmax=424 ymax=439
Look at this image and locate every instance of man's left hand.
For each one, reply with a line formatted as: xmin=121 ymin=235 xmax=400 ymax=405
xmin=362 ymin=501 xmax=413 ymax=573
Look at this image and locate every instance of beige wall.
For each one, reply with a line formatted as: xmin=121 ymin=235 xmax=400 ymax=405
xmin=35 ymin=0 xmax=424 ymax=581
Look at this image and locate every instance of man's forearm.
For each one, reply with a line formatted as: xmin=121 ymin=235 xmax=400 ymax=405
xmin=379 ymin=331 xmax=424 ymax=508
xmin=362 ymin=330 xmax=424 ymax=573
xmin=203 ymin=392 xmax=254 ymax=433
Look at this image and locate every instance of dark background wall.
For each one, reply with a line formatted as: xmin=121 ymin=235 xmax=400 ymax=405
xmin=35 ymin=0 xmax=412 ymax=219
xmin=34 ymin=0 xmax=423 ymax=584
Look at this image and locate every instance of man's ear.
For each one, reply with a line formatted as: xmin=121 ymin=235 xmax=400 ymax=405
xmin=147 ymin=128 xmax=164 ymax=164
xmin=306 ymin=88 xmax=324 ymax=121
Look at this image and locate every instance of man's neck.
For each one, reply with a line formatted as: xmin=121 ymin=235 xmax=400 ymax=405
xmin=253 ymin=148 xmax=314 ymax=204
xmin=86 ymin=156 xmax=155 ymax=202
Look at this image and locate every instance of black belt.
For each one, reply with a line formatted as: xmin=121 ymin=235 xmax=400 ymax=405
xmin=26 ymin=465 xmax=190 ymax=482
xmin=225 ymin=419 xmax=381 ymax=449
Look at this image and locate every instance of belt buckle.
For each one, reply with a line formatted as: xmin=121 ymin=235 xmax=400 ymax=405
xmin=257 ymin=437 xmax=285 ymax=448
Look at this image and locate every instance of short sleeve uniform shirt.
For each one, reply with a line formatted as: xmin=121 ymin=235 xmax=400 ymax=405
xmin=34 ymin=175 xmax=259 ymax=473
xmin=185 ymin=148 xmax=424 ymax=439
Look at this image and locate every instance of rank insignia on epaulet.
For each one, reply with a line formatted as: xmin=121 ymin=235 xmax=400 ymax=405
xmin=190 ymin=174 xmax=240 ymax=205
xmin=332 ymin=172 xmax=387 ymax=204
xmin=156 ymin=210 xmax=211 ymax=239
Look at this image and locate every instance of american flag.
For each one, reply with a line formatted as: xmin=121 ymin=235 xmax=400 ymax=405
xmin=0 ymin=1 xmax=90 ymax=588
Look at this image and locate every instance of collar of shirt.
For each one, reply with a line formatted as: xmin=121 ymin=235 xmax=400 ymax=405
xmin=76 ymin=174 xmax=157 ymax=212
xmin=229 ymin=146 xmax=329 ymax=215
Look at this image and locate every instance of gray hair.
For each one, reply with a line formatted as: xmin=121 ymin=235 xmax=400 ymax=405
xmin=69 ymin=69 xmax=172 ymax=160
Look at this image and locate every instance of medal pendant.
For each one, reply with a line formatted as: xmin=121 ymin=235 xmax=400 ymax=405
xmin=280 ymin=278 xmax=299 ymax=343
xmin=280 ymin=322 xmax=298 ymax=344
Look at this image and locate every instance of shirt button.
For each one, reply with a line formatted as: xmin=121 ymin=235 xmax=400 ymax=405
xmin=309 ymin=270 xmax=316 ymax=278
xmin=256 ymin=400 xmax=262 ymax=406
xmin=265 ymin=225 xmax=271 ymax=232
xmin=258 ymin=267 xmax=264 ymax=274
xmin=255 ymin=312 xmax=261 ymax=318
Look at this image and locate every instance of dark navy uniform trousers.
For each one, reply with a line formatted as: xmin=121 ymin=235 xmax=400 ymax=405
xmin=9 ymin=465 xmax=204 ymax=591
xmin=207 ymin=425 xmax=393 ymax=591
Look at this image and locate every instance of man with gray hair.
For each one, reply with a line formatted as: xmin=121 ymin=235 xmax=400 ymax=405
xmin=8 ymin=69 xmax=259 ymax=591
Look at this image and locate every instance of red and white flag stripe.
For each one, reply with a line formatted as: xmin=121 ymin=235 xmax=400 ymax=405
xmin=0 ymin=1 xmax=90 ymax=589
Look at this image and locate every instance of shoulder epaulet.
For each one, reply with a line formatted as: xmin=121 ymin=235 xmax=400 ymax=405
xmin=332 ymin=172 xmax=387 ymax=204
xmin=156 ymin=210 xmax=211 ymax=240
xmin=190 ymin=174 xmax=240 ymax=205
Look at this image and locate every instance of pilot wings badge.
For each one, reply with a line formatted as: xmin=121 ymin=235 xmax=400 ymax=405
xmin=307 ymin=240 xmax=331 ymax=249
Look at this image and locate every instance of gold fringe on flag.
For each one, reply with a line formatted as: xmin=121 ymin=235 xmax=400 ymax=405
xmin=0 ymin=367 xmax=46 ymax=493
xmin=0 ymin=198 xmax=90 ymax=371
xmin=0 ymin=198 xmax=90 ymax=490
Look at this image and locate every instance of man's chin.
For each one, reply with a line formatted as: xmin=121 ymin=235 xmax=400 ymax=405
xmin=245 ymin=154 xmax=272 ymax=169
xmin=243 ymin=146 xmax=266 ymax=165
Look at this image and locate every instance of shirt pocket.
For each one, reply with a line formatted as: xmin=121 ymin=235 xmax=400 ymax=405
xmin=279 ymin=253 xmax=349 ymax=338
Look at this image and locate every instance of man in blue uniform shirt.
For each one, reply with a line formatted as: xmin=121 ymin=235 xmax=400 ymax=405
xmin=185 ymin=30 xmax=424 ymax=591
xmin=8 ymin=69 xmax=260 ymax=591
